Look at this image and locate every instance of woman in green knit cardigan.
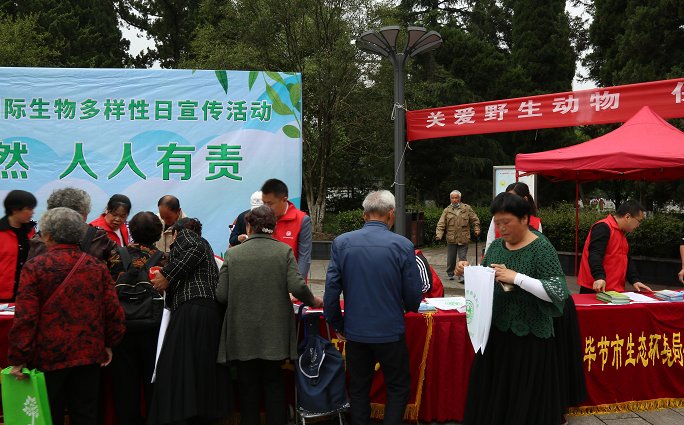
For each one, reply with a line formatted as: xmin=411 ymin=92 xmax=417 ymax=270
xmin=457 ymin=192 xmax=570 ymax=425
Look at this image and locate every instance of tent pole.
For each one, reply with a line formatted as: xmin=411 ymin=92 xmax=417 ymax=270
xmin=575 ymin=181 xmax=579 ymax=276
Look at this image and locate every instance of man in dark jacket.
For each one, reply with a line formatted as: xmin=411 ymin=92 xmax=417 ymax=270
xmin=28 ymin=187 xmax=117 ymax=265
xmin=324 ymin=190 xmax=422 ymax=425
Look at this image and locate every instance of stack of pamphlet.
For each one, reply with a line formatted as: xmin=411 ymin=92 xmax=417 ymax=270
xmin=654 ymin=290 xmax=684 ymax=302
xmin=596 ymin=291 xmax=631 ymax=304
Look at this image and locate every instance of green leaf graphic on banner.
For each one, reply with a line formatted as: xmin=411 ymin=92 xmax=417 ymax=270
xmin=215 ymin=70 xmax=229 ymax=93
xmin=289 ymin=83 xmax=301 ymax=113
xmin=248 ymin=71 xmax=258 ymax=90
xmin=282 ymin=125 xmax=301 ymax=138
xmin=266 ymin=72 xmax=286 ymax=86
xmin=265 ymin=82 xmax=293 ymax=116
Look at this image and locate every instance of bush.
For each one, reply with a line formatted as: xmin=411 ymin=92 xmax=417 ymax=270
xmin=323 ymin=202 xmax=683 ymax=259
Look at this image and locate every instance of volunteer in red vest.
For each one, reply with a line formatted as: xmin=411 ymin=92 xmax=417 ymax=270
xmin=0 ymin=190 xmax=37 ymax=301
xmin=261 ymin=178 xmax=311 ymax=279
xmin=90 ymin=194 xmax=131 ymax=247
xmin=578 ymin=199 xmax=652 ymax=293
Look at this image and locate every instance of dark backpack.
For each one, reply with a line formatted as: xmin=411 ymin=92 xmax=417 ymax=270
xmin=114 ymin=247 xmax=164 ymax=331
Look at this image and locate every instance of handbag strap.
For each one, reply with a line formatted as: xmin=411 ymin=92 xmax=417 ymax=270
xmin=44 ymin=252 xmax=88 ymax=310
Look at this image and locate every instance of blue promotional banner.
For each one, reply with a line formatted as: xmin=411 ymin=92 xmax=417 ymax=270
xmin=0 ymin=67 xmax=303 ymax=253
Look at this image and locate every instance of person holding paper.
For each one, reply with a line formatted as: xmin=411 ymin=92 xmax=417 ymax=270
xmin=456 ymin=192 xmax=569 ymax=425
xmin=577 ymin=199 xmax=652 ymax=293
xmin=324 ymin=190 xmax=423 ymax=425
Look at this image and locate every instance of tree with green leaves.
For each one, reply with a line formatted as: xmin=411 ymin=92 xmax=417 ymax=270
xmin=116 ymin=0 xmax=200 ymax=68
xmin=183 ymin=0 xmax=376 ymax=232
xmin=0 ymin=13 xmax=57 ymax=66
xmin=0 ymin=0 xmax=129 ymax=67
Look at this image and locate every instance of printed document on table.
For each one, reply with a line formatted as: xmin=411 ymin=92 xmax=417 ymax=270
xmin=464 ymin=266 xmax=495 ymax=354
xmin=625 ymin=292 xmax=662 ymax=303
xmin=425 ymin=297 xmax=466 ymax=312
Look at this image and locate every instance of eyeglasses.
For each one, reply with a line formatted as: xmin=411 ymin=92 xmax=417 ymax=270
xmin=630 ymin=215 xmax=645 ymax=224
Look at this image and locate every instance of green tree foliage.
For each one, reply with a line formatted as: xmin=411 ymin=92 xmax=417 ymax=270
xmin=586 ymin=0 xmax=684 ymax=87
xmin=1 ymin=0 xmax=129 ymax=67
xmin=0 ymin=13 xmax=57 ymax=66
xmin=116 ymin=0 xmax=200 ymax=68
xmin=183 ymin=0 xmax=378 ymax=232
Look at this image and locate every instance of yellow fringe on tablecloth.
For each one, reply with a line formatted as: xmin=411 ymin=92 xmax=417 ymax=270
xmin=370 ymin=313 xmax=435 ymax=422
xmin=568 ymin=398 xmax=684 ymax=416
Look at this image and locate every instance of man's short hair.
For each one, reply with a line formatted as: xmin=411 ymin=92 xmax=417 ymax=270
xmin=261 ymin=179 xmax=289 ymax=197
xmin=362 ymin=190 xmax=395 ymax=215
xmin=47 ymin=187 xmax=91 ymax=217
xmin=4 ymin=190 xmax=37 ymax=216
xmin=157 ymin=195 xmax=181 ymax=212
xmin=615 ymin=199 xmax=645 ymax=217
xmin=450 ymin=190 xmax=461 ymax=197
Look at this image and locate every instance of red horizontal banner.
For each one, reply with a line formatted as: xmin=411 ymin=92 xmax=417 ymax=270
xmin=406 ymin=78 xmax=684 ymax=142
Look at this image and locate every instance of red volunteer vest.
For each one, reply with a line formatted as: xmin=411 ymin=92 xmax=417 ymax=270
xmin=578 ymin=215 xmax=629 ymax=292
xmin=0 ymin=226 xmax=35 ymax=300
xmin=273 ymin=201 xmax=306 ymax=259
xmin=89 ymin=214 xmax=130 ymax=247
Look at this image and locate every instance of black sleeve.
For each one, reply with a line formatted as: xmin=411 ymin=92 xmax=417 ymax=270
xmin=415 ymin=252 xmax=432 ymax=294
xmin=588 ymin=223 xmax=610 ymax=281
xmin=626 ymin=246 xmax=641 ymax=284
xmin=228 ymin=210 xmax=248 ymax=247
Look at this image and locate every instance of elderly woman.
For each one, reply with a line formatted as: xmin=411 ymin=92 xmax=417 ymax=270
xmin=29 ymin=187 xmax=117 ymax=263
xmin=457 ymin=193 xmax=569 ymax=425
xmin=90 ymin=193 xmax=132 ymax=246
xmin=108 ymin=211 xmax=167 ymax=425
xmin=0 ymin=189 xmax=37 ymax=301
xmin=148 ymin=217 xmax=231 ymax=425
xmin=217 ymin=205 xmax=323 ymax=425
xmin=8 ymin=207 xmax=125 ymax=425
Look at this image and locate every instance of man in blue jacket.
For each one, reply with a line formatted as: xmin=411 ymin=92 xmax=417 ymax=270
xmin=324 ymin=190 xmax=423 ymax=425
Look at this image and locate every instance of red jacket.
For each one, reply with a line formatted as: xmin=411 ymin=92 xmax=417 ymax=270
xmin=90 ymin=214 xmax=130 ymax=247
xmin=273 ymin=201 xmax=306 ymax=259
xmin=578 ymin=215 xmax=629 ymax=292
xmin=8 ymin=244 xmax=125 ymax=371
xmin=0 ymin=217 xmax=35 ymax=300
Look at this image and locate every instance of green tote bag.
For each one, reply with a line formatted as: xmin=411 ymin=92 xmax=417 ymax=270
xmin=1 ymin=367 xmax=53 ymax=425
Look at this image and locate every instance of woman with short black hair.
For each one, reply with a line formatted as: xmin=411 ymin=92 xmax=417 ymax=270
xmin=90 ymin=194 xmax=132 ymax=246
xmin=457 ymin=192 xmax=569 ymax=425
xmin=0 ymin=189 xmax=37 ymax=301
xmin=108 ymin=211 xmax=167 ymax=425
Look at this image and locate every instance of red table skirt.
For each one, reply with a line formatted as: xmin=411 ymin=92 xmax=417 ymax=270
xmin=4 ymin=295 xmax=684 ymax=422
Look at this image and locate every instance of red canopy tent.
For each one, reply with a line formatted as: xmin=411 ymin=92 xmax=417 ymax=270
xmin=515 ymin=106 xmax=684 ymax=272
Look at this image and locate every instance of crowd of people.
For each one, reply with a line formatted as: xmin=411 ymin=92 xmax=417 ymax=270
xmin=1 ymin=178 xmax=676 ymax=425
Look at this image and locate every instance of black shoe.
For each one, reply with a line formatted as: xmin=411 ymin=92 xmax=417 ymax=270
xmin=448 ymin=275 xmax=454 ymax=280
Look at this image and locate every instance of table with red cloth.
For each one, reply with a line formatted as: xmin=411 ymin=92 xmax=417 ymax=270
xmin=4 ymin=295 xmax=684 ymax=422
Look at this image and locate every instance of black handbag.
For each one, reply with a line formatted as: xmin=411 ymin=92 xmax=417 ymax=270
xmin=114 ymin=248 xmax=164 ymax=331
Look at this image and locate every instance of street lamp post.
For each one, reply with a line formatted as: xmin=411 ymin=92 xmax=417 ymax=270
xmin=356 ymin=26 xmax=442 ymax=238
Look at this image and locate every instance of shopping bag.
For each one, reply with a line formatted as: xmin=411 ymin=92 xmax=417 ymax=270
xmin=1 ymin=367 xmax=53 ymax=425
xmin=464 ymin=265 xmax=495 ymax=354
xmin=151 ymin=305 xmax=171 ymax=383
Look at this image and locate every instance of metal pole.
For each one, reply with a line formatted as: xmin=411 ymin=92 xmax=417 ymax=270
xmin=393 ymin=54 xmax=407 ymax=237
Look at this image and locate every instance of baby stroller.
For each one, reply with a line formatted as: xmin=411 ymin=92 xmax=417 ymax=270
xmin=295 ymin=305 xmax=349 ymax=425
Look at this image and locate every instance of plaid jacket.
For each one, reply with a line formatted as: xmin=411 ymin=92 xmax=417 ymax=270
xmin=162 ymin=229 xmax=218 ymax=310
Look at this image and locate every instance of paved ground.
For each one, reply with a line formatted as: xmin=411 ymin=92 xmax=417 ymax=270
xmin=305 ymin=243 xmax=684 ymax=425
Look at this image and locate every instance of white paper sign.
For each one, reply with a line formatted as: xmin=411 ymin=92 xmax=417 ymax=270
xmin=464 ymin=266 xmax=495 ymax=354
xmin=425 ymin=297 xmax=466 ymax=312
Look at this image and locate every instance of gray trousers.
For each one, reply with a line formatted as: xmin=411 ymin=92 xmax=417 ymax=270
xmin=446 ymin=243 xmax=468 ymax=276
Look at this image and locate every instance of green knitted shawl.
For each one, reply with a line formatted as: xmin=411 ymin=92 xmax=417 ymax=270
xmin=482 ymin=232 xmax=569 ymax=338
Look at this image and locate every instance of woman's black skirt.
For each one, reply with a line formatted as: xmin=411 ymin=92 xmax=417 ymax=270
xmin=147 ymin=298 xmax=232 ymax=425
xmin=464 ymin=326 xmax=563 ymax=425
xmin=554 ymin=296 xmax=588 ymax=411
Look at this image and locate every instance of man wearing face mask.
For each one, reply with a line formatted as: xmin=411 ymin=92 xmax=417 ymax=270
xmin=435 ymin=190 xmax=480 ymax=282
